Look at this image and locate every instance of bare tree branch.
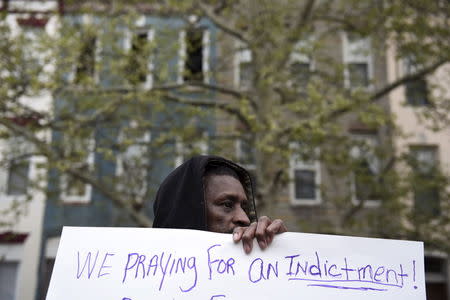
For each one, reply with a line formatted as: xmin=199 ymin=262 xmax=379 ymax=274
xmin=152 ymin=81 xmax=246 ymax=99
xmin=67 ymin=168 xmax=153 ymax=227
xmin=197 ymin=1 xmax=249 ymax=44
xmin=164 ymin=93 xmax=252 ymax=130
xmin=275 ymin=0 xmax=316 ymax=72
xmin=0 ymin=116 xmax=153 ymax=227
xmin=328 ymin=58 xmax=449 ymax=119
xmin=369 ymin=59 xmax=448 ymax=102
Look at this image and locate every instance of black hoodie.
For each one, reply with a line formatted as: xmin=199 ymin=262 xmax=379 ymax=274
xmin=153 ymin=155 xmax=257 ymax=230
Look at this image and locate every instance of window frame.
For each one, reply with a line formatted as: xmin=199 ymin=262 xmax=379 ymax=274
xmin=60 ymin=135 xmax=95 ymax=204
xmin=0 ymin=136 xmax=34 ymax=200
xmin=178 ymin=27 xmax=210 ymax=84
xmin=123 ymin=21 xmax=155 ymax=89
xmin=234 ymin=42 xmax=252 ymax=90
xmin=67 ymin=15 xmax=100 ymax=85
xmin=409 ymin=144 xmax=440 ymax=216
xmin=350 ymin=133 xmax=381 ymax=207
xmin=174 ymin=134 xmax=208 ymax=168
xmin=289 ymin=145 xmax=322 ymax=206
xmin=115 ymin=128 xmax=151 ymax=202
xmin=342 ymin=32 xmax=373 ymax=89
xmin=402 ymin=58 xmax=430 ymax=106
xmin=288 ymin=40 xmax=315 ymax=91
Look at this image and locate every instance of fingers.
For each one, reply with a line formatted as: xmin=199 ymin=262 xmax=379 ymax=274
xmin=232 ymin=227 xmax=246 ymax=243
xmin=266 ymin=219 xmax=287 ymax=245
xmin=232 ymin=216 xmax=288 ymax=254
xmin=255 ymin=216 xmax=272 ymax=250
xmin=241 ymin=222 xmax=257 ymax=254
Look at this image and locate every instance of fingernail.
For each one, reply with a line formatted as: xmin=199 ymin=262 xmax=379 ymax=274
xmin=233 ymin=232 xmax=239 ymax=241
xmin=258 ymin=240 xmax=266 ymax=249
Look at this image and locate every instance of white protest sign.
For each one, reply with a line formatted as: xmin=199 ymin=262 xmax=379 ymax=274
xmin=46 ymin=226 xmax=425 ymax=300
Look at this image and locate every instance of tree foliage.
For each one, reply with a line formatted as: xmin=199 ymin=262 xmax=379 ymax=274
xmin=0 ymin=0 xmax=449 ymax=250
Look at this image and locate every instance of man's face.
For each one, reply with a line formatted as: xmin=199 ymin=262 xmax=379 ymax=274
xmin=204 ymin=175 xmax=251 ymax=233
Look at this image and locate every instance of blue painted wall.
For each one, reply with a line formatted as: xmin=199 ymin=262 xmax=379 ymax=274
xmin=36 ymin=14 xmax=217 ymax=300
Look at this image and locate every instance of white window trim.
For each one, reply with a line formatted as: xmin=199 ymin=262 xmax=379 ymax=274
xmin=123 ymin=22 xmax=155 ymax=90
xmin=45 ymin=236 xmax=60 ymax=259
xmin=178 ymin=28 xmax=210 ymax=84
xmin=288 ymin=41 xmax=315 ymax=90
xmin=350 ymin=173 xmax=381 ymax=207
xmin=289 ymin=40 xmax=315 ymax=67
xmin=342 ymin=32 xmax=373 ymax=89
xmin=0 ymin=137 xmax=36 ymax=201
xmin=115 ymin=130 xmax=151 ymax=199
xmin=350 ymin=135 xmax=381 ymax=207
xmin=60 ymin=137 xmax=95 ymax=204
xmin=0 ymin=244 xmax=24 ymax=262
xmin=289 ymin=146 xmax=321 ymax=206
xmin=234 ymin=42 xmax=252 ymax=89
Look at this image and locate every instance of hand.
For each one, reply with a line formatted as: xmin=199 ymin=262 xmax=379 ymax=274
xmin=232 ymin=216 xmax=287 ymax=254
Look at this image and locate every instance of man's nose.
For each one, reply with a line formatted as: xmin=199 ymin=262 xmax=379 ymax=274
xmin=234 ymin=206 xmax=251 ymax=227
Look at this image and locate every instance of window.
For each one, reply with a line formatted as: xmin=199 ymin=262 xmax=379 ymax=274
xmin=40 ymin=237 xmax=59 ymax=300
xmin=409 ymin=146 xmax=440 ymax=216
xmin=68 ymin=15 xmax=99 ymax=84
xmin=74 ymin=34 xmax=97 ymax=84
xmin=0 ymin=232 xmax=27 ymax=300
xmin=0 ymin=262 xmax=19 ymax=300
xmin=351 ymin=133 xmax=381 ymax=205
xmin=289 ymin=145 xmax=321 ymax=205
xmin=0 ymin=136 xmax=31 ymax=197
xmin=423 ymin=254 xmax=448 ymax=300
xmin=348 ymin=63 xmax=369 ymax=87
xmin=175 ymin=134 xmax=208 ymax=167
xmin=343 ymin=32 xmax=372 ymax=88
xmin=236 ymin=138 xmax=257 ymax=192
xmin=290 ymin=62 xmax=311 ymax=91
xmin=6 ymin=159 xmax=30 ymax=195
xmin=116 ymin=128 xmax=151 ymax=203
xmin=236 ymin=138 xmax=256 ymax=166
xmin=125 ymin=28 xmax=154 ymax=88
xmin=289 ymin=40 xmax=313 ymax=91
xmin=234 ymin=45 xmax=252 ymax=89
xmin=180 ymin=28 xmax=209 ymax=83
xmin=60 ymin=135 xmax=95 ymax=204
xmin=403 ymin=59 xmax=429 ymax=106
xmin=405 ymin=78 xmax=428 ymax=106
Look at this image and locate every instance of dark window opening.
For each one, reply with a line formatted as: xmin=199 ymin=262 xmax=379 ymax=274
xmin=410 ymin=146 xmax=440 ymax=217
xmin=39 ymin=258 xmax=55 ymax=300
xmin=290 ymin=62 xmax=310 ymax=91
xmin=348 ymin=63 xmax=369 ymax=87
xmin=66 ymin=175 xmax=87 ymax=197
xmin=7 ymin=159 xmax=30 ymax=195
xmin=75 ymin=35 xmax=96 ymax=83
xmin=354 ymin=159 xmax=380 ymax=201
xmin=406 ymin=78 xmax=429 ymax=106
xmin=425 ymin=256 xmax=445 ymax=273
xmin=127 ymin=32 xmax=149 ymax=84
xmin=239 ymin=61 xmax=253 ymax=90
xmin=184 ymin=28 xmax=203 ymax=82
xmin=294 ymin=169 xmax=316 ymax=199
xmin=238 ymin=138 xmax=256 ymax=166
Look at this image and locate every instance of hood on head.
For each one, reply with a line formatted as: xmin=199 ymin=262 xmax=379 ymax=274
xmin=152 ymin=155 xmax=257 ymax=230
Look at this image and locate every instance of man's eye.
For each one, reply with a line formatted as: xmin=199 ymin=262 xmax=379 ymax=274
xmin=222 ymin=201 xmax=233 ymax=209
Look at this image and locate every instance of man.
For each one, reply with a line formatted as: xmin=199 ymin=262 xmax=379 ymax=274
xmin=153 ymin=155 xmax=287 ymax=253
